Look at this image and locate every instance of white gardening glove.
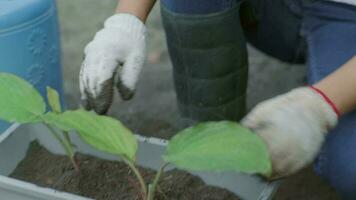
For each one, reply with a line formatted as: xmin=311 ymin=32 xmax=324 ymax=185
xmin=242 ymin=87 xmax=339 ymax=178
xmin=79 ymin=14 xmax=147 ymax=114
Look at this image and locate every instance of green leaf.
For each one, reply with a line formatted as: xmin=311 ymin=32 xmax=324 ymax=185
xmin=0 ymin=73 xmax=46 ymax=123
xmin=46 ymin=87 xmax=62 ymax=113
xmin=164 ymin=121 xmax=272 ymax=176
xmin=44 ymin=110 xmax=138 ymax=161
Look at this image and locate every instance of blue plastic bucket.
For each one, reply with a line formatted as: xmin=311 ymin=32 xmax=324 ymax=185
xmin=0 ymin=0 xmax=64 ymax=133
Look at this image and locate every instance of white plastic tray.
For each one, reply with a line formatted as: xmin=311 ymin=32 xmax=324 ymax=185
xmin=0 ymin=124 xmax=279 ymax=200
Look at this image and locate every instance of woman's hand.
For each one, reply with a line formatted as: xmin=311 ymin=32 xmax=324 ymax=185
xmin=79 ymin=14 xmax=147 ymax=114
xmin=242 ymin=87 xmax=338 ymax=178
xmin=79 ymin=0 xmax=156 ymax=114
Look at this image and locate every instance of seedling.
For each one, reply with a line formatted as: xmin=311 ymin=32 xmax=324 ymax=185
xmin=0 ymin=73 xmax=79 ymax=172
xmin=0 ymin=73 xmax=271 ymax=200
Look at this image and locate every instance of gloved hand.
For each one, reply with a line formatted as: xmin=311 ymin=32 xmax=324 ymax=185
xmin=241 ymin=87 xmax=339 ymax=178
xmin=79 ymin=14 xmax=147 ymax=114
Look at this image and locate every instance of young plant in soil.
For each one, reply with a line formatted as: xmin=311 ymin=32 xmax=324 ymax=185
xmin=0 ymin=73 xmax=272 ymax=200
xmin=0 ymin=73 xmax=79 ymax=172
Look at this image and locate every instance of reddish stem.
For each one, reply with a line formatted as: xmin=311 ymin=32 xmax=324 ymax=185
xmin=127 ymin=175 xmax=146 ymax=200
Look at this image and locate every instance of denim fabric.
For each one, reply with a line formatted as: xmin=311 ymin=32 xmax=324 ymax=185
xmin=161 ymin=0 xmax=356 ymax=199
xmin=243 ymin=0 xmax=307 ymax=63
xmin=246 ymin=1 xmax=356 ymax=198
xmin=301 ymin=2 xmax=356 ymax=200
xmin=161 ymin=0 xmax=239 ymax=14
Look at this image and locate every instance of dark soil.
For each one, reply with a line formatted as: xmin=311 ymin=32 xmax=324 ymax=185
xmin=10 ymin=142 xmax=240 ymax=200
xmin=274 ymin=167 xmax=341 ymax=200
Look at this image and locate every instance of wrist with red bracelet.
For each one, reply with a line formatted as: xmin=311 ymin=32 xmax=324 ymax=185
xmin=309 ymin=86 xmax=341 ymax=118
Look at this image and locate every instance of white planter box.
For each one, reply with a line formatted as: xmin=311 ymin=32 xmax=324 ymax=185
xmin=0 ymin=124 xmax=279 ymax=200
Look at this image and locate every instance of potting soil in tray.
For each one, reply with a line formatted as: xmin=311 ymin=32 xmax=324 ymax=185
xmin=10 ymin=142 xmax=241 ymax=200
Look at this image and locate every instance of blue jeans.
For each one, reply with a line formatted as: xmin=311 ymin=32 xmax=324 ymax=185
xmin=161 ymin=0 xmax=356 ymax=199
xmin=161 ymin=0 xmax=239 ymax=14
xmin=302 ymin=2 xmax=356 ymax=200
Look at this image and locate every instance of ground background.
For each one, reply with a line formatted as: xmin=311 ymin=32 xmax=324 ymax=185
xmin=57 ymin=0 xmax=340 ymax=199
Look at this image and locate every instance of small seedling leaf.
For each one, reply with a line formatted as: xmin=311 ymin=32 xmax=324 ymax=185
xmin=44 ymin=110 xmax=138 ymax=161
xmin=164 ymin=121 xmax=272 ymax=176
xmin=0 ymin=73 xmax=46 ymax=123
xmin=46 ymin=87 xmax=62 ymax=113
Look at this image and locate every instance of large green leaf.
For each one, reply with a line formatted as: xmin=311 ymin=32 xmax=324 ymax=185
xmin=164 ymin=121 xmax=272 ymax=176
xmin=0 ymin=73 xmax=45 ymax=123
xmin=46 ymin=87 xmax=62 ymax=113
xmin=44 ymin=110 xmax=138 ymax=161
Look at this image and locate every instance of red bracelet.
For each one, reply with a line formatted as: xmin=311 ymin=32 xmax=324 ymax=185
xmin=309 ymin=86 xmax=341 ymax=117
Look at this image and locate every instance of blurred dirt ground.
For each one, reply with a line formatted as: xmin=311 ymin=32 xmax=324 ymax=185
xmin=57 ymin=0 xmax=341 ymax=199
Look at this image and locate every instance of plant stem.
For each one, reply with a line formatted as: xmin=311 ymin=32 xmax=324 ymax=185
xmin=147 ymin=185 xmax=153 ymax=200
xmin=123 ymin=157 xmax=148 ymax=198
xmin=63 ymin=131 xmax=72 ymax=146
xmin=43 ymin=123 xmax=79 ymax=172
xmin=61 ymin=130 xmax=79 ymax=171
xmin=44 ymin=123 xmax=71 ymax=153
xmin=147 ymin=163 xmax=168 ymax=200
xmin=45 ymin=100 xmax=78 ymax=171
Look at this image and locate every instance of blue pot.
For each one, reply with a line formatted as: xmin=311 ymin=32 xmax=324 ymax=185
xmin=0 ymin=0 xmax=64 ymax=133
